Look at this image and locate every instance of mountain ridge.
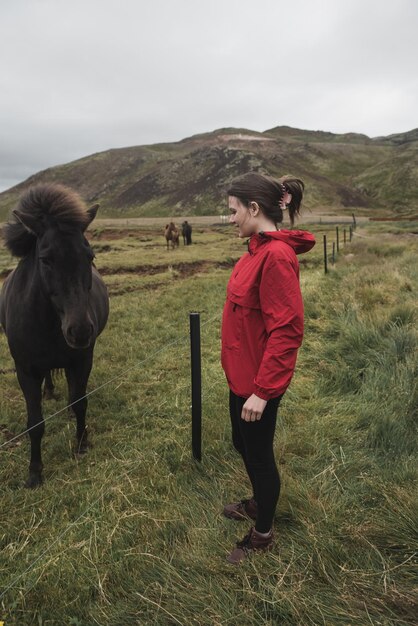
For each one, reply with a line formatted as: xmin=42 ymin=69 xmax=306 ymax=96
xmin=1 ymin=125 xmax=417 ymax=220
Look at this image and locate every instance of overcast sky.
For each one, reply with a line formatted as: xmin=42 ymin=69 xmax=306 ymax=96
xmin=0 ymin=0 xmax=417 ymax=191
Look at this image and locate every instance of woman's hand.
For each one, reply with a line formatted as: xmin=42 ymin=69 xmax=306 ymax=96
xmin=241 ymin=394 xmax=267 ymax=422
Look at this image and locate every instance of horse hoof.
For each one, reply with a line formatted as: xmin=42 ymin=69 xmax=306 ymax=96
xmin=25 ymin=472 xmax=43 ymax=489
xmin=73 ymin=439 xmax=91 ymax=457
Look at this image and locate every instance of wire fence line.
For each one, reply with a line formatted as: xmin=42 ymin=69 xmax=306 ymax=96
xmin=0 ymin=214 xmax=363 ymax=450
xmin=323 ymin=216 xmax=357 ymax=273
xmin=0 ymin=311 xmax=222 ymax=450
xmin=0 ymin=321 xmax=225 ymax=601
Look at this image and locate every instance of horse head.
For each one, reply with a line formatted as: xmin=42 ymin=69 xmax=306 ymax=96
xmin=13 ymin=201 xmax=100 ymax=349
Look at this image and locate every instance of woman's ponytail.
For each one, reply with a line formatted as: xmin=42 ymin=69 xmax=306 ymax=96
xmin=281 ymin=178 xmax=304 ymax=226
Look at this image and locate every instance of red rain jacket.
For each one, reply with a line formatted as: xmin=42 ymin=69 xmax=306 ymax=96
xmin=221 ymin=229 xmax=315 ymax=400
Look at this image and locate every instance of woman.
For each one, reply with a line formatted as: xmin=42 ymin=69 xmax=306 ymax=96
xmin=221 ymin=172 xmax=315 ymax=564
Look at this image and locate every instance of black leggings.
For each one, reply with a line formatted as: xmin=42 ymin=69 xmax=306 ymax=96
xmin=229 ymin=390 xmax=282 ymax=533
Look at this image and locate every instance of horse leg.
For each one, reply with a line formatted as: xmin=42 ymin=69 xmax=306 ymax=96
xmin=65 ymin=356 xmax=93 ymax=455
xmin=16 ymin=367 xmax=44 ymax=488
xmin=43 ymin=370 xmax=55 ymax=400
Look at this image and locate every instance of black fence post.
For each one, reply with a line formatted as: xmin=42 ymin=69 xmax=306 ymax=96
xmin=352 ymin=213 xmax=357 ymax=230
xmin=190 ymin=312 xmax=202 ymax=461
xmin=323 ymin=235 xmax=328 ymax=274
xmin=332 ymin=242 xmax=336 ymax=264
xmin=336 ymin=227 xmax=340 ymax=252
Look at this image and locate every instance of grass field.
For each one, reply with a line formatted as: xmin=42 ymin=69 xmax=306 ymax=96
xmin=0 ymin=218 xmax=417 ymax=626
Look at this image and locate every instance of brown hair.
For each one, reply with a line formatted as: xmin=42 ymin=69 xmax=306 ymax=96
xmin=227 ymin=172 xmax=304 ymax=226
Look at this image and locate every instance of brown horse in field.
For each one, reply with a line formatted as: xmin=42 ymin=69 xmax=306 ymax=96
xmin=164 ymin=222 xmax=179 ymax=249
xmin=0 ymin=183 xmax=109 ymax=487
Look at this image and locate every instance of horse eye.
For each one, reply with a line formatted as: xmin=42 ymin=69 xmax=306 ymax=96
xmin=39 ymin=257 xmax=52 ymax=267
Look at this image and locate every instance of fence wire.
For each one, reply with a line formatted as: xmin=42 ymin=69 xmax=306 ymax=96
xmin=0 ymin=312 xmax=221 ymax=450
xmin=0 ymin=311 xmax=223 ymax=600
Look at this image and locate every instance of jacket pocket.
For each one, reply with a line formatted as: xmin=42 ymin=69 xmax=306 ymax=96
xmin=222 ymin=298 xmax=243 ymax=353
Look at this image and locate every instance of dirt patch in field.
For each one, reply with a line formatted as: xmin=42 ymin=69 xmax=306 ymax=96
xmin=100 ymin=258 xmax=237 ymax=278
xmin=87 ymin=228 xmax=161 ymax=241
xmin=0 ymin=257 xmax=238 ymax=282
xmin=104 ymin=259 xmax=238 ymax=296
xmin=369 ymin=215 xmax=418 ymax=222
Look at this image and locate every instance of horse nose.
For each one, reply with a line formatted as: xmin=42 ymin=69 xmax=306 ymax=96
xmin=67 ymin=322 xmax=94 ymax=347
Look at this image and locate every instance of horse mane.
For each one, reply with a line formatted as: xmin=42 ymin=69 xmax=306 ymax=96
xmin=3 ymin=183 xmax=91 ymax=258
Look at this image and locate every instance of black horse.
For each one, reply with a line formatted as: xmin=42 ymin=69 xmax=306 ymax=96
xmin=181 ymin=221 xmax=192 ymax=245
xmin=0 ymin=183 xmax=109 ymax=487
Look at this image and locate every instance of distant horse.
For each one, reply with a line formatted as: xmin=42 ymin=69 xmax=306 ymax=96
xmin=0 ymin=183 xmax=109 ymax=487
xmin=181 ymin=221 xmax=192 ymax=245
xmin=164 ymin=222 xmax=179 ymax=250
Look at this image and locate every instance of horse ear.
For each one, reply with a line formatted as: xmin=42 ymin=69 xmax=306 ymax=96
xmin=85 ymin=203 xmax=99 ymax=230
xmin=13 ymin=210 xmax=42 ymax=236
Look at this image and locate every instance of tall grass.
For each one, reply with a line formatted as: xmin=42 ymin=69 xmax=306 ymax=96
xmin=0 ymin=223 xmax=417 ymax=625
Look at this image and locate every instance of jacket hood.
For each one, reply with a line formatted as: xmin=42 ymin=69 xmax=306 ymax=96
xmin=249 ymin=229 xmax=316 ymax=255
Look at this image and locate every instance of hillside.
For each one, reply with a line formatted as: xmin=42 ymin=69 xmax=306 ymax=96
xmin=1 ymin=126 xmax=417 ymax=220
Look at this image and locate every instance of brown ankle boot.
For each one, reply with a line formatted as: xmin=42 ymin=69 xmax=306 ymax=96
xmin=223 ymin=498 xmax=258 ymax=521
xmin=226 ymin=527 xmax=274 ymax=565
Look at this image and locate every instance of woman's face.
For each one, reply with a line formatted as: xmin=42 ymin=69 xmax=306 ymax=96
xmin=228 ymin=196 xmax=256 ymax=238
